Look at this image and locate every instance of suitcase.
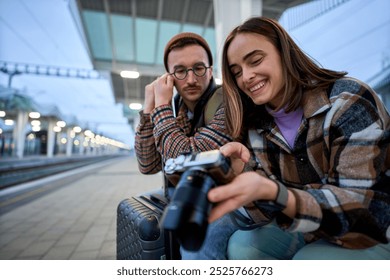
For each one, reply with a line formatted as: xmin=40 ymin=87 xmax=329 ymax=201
xmin=116 ymin=188 xmax=181 ymax=260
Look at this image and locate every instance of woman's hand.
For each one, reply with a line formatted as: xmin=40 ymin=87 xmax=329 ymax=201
xmin=219 ymin=142 xmax=250 ymax=175
xmin=208 ymin=171 xmax=278 ymax=223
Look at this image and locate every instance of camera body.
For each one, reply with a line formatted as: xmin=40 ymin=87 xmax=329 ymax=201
xmin=164 ymin=149 xmax=235 ymax=186
xmin=161 ymin=150 xmax=235 ymax=251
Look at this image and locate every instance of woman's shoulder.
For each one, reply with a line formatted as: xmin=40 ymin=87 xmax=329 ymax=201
xmin=331 ymin=77 xmax=370 ymax=94
xmin=330 ymin=77 xmax=381 ymax=108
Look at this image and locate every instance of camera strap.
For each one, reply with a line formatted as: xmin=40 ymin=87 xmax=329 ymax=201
xmin=229 ymin=208 xmax=271 ymax=231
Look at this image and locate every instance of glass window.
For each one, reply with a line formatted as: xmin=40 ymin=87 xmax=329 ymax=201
xmin=82 ymin=11 xmax=112 ymax=60
xmin=112 ymin=14 xmax=134 ymax=62
xmin=135 ymin=18 xmax=157 ymax=64
xmin=157 ymin=21 xmax=181 ymax=65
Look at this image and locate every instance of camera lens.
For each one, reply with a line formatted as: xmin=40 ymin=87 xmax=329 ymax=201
xmin=161 ymin=168 xmax=216 ymax=251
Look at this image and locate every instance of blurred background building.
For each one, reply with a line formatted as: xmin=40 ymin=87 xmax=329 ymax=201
xmin=0 ymin=0 xmax=389 ymax=159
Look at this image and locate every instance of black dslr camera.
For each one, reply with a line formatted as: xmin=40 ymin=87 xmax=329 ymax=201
xmin=161 ymin=150 xmax=235 ymax=251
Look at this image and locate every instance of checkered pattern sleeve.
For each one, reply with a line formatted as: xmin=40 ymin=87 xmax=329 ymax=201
xmin=151 ymin=104 xmax=232 ymax=162
xmin=134 ymin=111 xmax=162 ymax=174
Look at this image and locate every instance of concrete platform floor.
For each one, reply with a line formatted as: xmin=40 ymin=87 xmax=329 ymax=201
xmin=0 ymin=155 xmax=162 ymax=259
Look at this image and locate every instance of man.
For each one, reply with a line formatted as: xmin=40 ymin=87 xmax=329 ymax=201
xmin=134 ymin=32 xmax=236 ymax=259
xmin=135 ymin=32 xmax=231 ymax=176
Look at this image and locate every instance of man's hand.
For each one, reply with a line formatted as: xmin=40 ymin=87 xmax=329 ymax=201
xmin=154 ymin=73 xmax=175 ymax=107
xmin=143 ymin=81 xmax=156 ymax=114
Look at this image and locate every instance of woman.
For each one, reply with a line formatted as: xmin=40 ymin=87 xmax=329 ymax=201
xmin=207 ymin=17 xmax=390 ymax=259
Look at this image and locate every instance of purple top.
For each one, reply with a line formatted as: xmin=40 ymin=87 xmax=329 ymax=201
xmin=266 ymin=106 xmax=303 ymax=148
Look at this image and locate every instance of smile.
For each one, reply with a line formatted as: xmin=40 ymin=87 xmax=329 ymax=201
xmin=249 ymin=81 xmax=266 ymax=92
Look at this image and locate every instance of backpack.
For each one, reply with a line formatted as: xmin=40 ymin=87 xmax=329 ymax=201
xmin=203 ymin=86 xmax=223 ymax=125
xmin=173 ymin=85 xmax=223 ymax=127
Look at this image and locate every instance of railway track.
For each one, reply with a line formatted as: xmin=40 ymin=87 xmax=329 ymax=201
xmin=0 ymin=154 xmax=126 ymax=214
xmin=0 ymin=155 xmax=121 ymax=190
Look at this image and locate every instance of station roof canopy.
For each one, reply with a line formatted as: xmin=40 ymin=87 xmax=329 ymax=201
xmin=11 ymin=0 xmax=386 ymax=146
xmin=1 ymin=0 xmax=310 ymax=145
xmin=75 ymin=0 xmax=310 ymax=105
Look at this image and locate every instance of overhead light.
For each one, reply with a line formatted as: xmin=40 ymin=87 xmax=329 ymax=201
xmin=5 ymin=119 xmax=14 ymax=125
xmin=120 ymin=70 xmax=140 ymax=79
xmin=84 ymin=130 xmax=94 ymax=137
xmin=31 ymin=120 xmax=41 ymax=126
xmin=0 ymin=111 xmax=6 ymax=117
xmin=29 ymin=112 xmax=40 ymax=119
xmin=57 ymin=120 xmax=66 ymax=127
xmin=129 ymin=103 xmax=142 ymax=110
xmin=73 ymin=126 xmax=82 ymax=133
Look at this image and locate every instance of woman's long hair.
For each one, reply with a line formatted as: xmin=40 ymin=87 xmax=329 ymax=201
xmin=222 ymin=17 xmax=347 ymax=139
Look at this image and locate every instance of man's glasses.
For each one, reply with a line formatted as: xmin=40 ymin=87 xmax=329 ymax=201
xmin=170 ymin=63 xmax=210 ymax=80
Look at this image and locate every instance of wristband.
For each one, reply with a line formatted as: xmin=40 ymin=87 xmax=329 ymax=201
xmin=254 ymin=180 xmax=288 ymax=219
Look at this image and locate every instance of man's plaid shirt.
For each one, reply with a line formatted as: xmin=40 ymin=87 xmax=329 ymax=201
xmin=135 ymin=102 xmax=232 ymax=175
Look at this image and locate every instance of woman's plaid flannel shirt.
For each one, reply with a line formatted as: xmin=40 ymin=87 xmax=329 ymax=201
xmin=246 ymin=77 xmax=390 ymax=249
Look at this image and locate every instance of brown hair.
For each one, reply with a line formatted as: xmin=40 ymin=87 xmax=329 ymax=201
xmin=222 ymin=17 xmax=347 ymax=139
xmin=164 ymin=32 xmax=213 ymax=72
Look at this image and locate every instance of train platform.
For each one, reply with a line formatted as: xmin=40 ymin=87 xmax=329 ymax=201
xmin=0 ymin=155 xmax=162 ymax=260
